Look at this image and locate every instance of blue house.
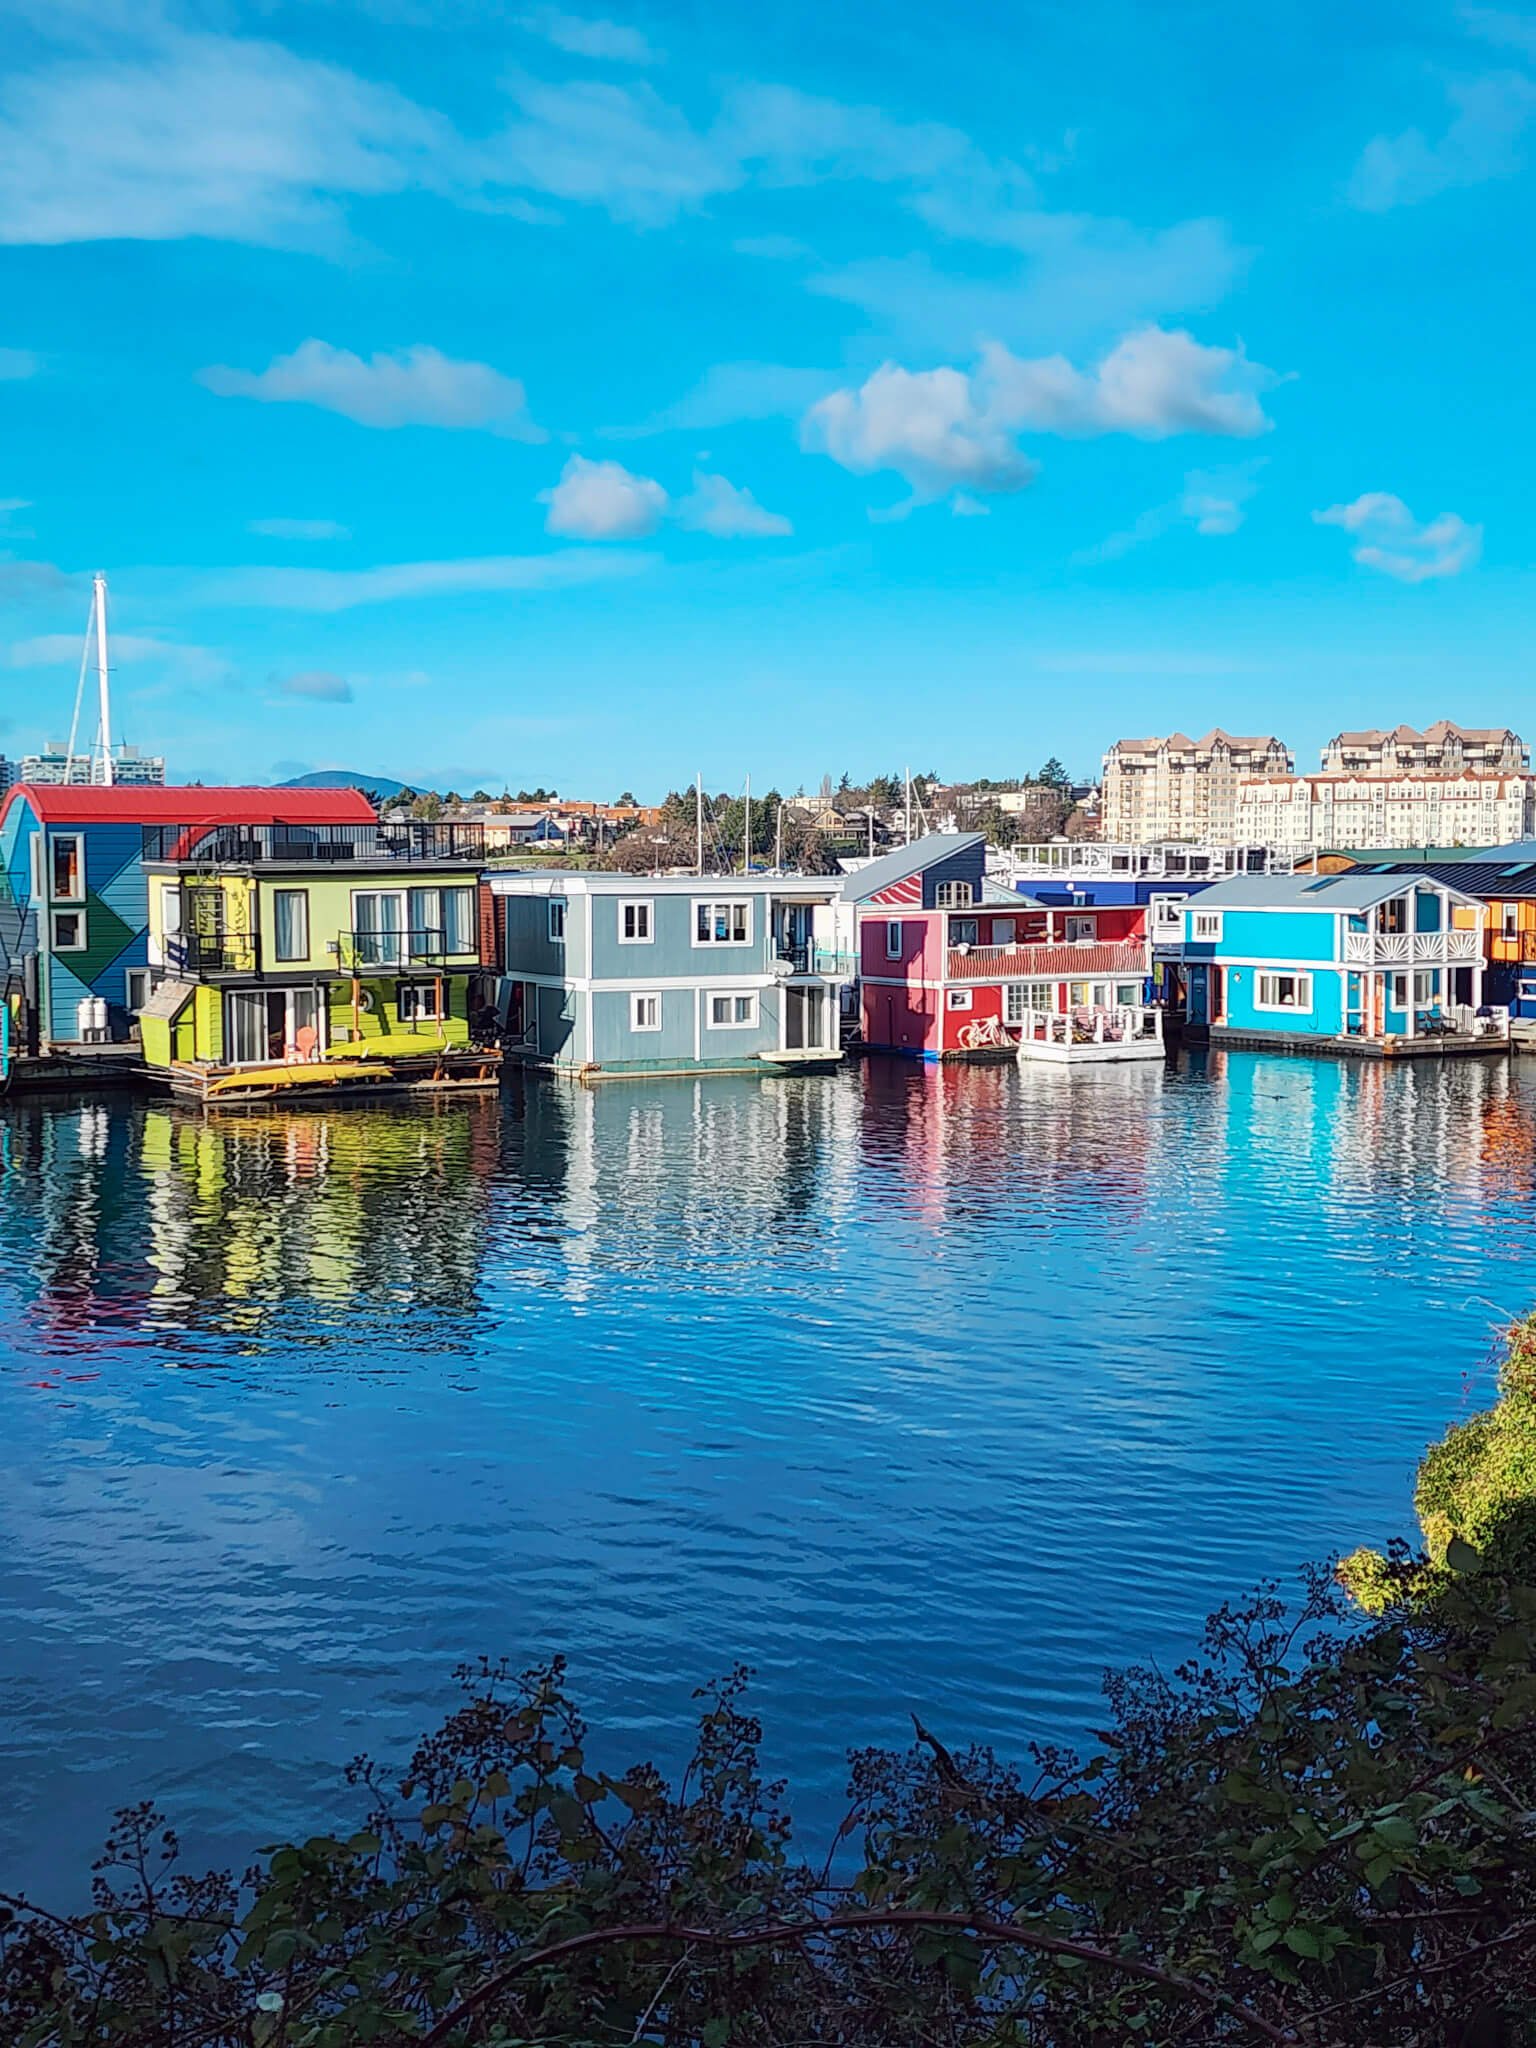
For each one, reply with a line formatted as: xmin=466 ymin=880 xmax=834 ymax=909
xmin=1163 ymin=872 xmax=1499 ymax=1051
xmin=488 ymin=870 xmax=854 ymax=1077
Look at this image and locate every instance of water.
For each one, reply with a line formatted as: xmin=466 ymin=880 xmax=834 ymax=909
xmin=3 ymin=1050 xmax=1534 ymax=1901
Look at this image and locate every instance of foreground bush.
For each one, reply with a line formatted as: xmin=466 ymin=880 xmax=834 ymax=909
xmin=8 ymin=1334 xmax=1536 ymax=2044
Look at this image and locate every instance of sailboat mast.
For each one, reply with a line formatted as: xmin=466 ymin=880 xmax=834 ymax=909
xmin=743 ymin=774 xmax=751 ymax=876
xmin=93 ymin=573 xmax=114 ymax=786
xmin=695 ymin=773 xmax=704 ymax=876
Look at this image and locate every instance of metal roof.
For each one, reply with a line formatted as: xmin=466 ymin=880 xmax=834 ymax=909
xmin=1 ymin=784 xmax=376 ymax=827
xmin=839 ymin=832 xmax=983 ymax=902
xmin=1371 ymin=858 xmax=1536 ymax=898
xmin=1185 ymin=872 xmax=1482 ymax=912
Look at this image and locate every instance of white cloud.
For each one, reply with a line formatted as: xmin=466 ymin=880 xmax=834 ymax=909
xmin=1464 ymin=10 xmax=1536 ymax=59
xmin=802 ymin=362 xmax=1038 ymax=501
xmin=201 ymin=341 xmax=544 ymax=438
xmin=1075 ymin=463 xmax=1263 ymax=564
xmin=485 ymin=76 xmax=737 ymax=227
xmin=1348 ymin=69 xmax=1536 ymax=209
xmin=676 ymin=471 xmax=792 ymax=537
xmin=249 ymin=517 xmax=351 ymax=541
xmin=950 ymin=494 xmax=990 ymax=518
xmin=0 ymin=348 xmax=37 ymax=378
xmin=195 ymin=550 xmax=650 ymax=611
xmin=614 ymin=360 xmax=840 ymax=436
xmin=8 ymin=630 xmax=230 ymax=682
xmin=0 ymin=32 xmax=451 ymax=248
xmin=540 ymin=455 xmax=668 ymax=538
xmin=277 ymin=669 xmax=353 ymax=702
xmin=804 ymin=328 xmax=1278 ymax=507
xmin=1313 ymin=492 xmax=1483 ymax=582
xmin=517 ymin=8 xmax=656 ymax=64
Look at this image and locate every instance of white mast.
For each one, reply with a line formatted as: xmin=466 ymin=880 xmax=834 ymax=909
xmin=904 ymin=766 xmax=912 ymax=846
xmin=93 ymin=573 xmax=114 ymax=786
xmin=774 ymin=802 xmax=783 ymax=873
xmin=743 ymin=774 xmax=751 ymax=875
xmin=695 ymin=772 xmax=704 ymax=876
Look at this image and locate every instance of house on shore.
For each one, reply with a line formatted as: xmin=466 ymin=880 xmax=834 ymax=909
xmin=139 ymin=815 xmax=498 ymax=1101
xmin=1160 ymin=872 xmax=1504 ymax=1055
xmin=0 ymin=784 xmax=376 ymax=1056
xmin=487 ymin=871 xmax=854 ymax=1079
xmin=852 ymin=834 xmax=1159 ymax=1060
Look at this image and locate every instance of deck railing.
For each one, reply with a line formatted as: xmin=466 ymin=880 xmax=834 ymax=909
xmin=167 ymin=933 xmax=259 ymax=975
xmin=143 ymin=823 xmax=488 ymax=867
xmin=337 ymin=927 xmax=451 ymax=971
xmin=1343 ymin=929 xmax=1481 ymax=965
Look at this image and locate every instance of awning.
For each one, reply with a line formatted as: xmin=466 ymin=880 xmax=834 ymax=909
xmin=141 ymin=978 xmax=194 ymax=1022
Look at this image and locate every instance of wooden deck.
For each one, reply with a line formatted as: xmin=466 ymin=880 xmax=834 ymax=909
xmin=1206 ymin=1026 xmax=1509 ymax=1061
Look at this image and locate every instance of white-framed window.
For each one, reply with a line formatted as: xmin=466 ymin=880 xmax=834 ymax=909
xmin=1149 ymin=893 xmax=1185 ymax=931
xmin=885 ymin=919 xmax=903 ymax=960
xmin=50 ymin=834 xmax=84 ymax=902
xmin=398 ymin=981 xmax=442 ymax=1022
xmin=630 ymin=991 xmax=661 ymax=1032
xmin=1502 ymin=903 xmax=1519 ymax=939
xmin=935 ymin=881 xmax=974 ymax=908
xmin=1192 ymin=910 xmax=1224 ymax=940
xmin=949 ymin=916 xmax=979 ymax=946
xmin=946 ymin=987 xmax=973 ymax=1011
xmin=273 ymin=888 xmax=309 ymax=963
xmin=708 ymin=990 xmax=759 ymax=1028
xmin=1256 ymin=971 xmax=1312 ymax=1011
xmin=51 ymin=908 xmax=86 ymax=952
xmin=694 ymin=899 xmax=750 ymax=945
xmin=618 ymin=899 xmax=653 ymax=944
xmin=991 ymin=918 xmax=1015 ymax=946
xmin=548 ymin=898 xmax=567 ymax=943
xmin=1065 ymin=915 xmax=1097 ymax=941
xmin=125 ymin=968 xmax=152 ymax=1011
xmin=1003 ymin=979 xmax=1057 ymax=1024
xmin=1115 ymin=982 xmax=1142 ymax=1007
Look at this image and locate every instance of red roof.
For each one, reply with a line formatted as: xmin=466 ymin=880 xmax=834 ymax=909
xmin=1 ymin=784 xmax=377 ymax=828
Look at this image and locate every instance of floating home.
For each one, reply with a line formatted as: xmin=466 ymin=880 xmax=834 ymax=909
xmin=852 ymin=834 xmax=1161 ymax=1061
xmin=1161 ymin=872 xmax=1507 ymax=1055
xmin=139 ymin=818 xmax=500 ymax=1102
xmin=1359 ymin=855 xmax=1536 ymax=1034
xmin=487 ymin=871 xmax=854 ymax=1079
xmin=0 ymin=784 xmax=375 ymax=1061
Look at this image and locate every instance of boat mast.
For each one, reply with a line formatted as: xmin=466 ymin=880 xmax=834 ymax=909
xmin=904 ymin=766 xmax=912 ymax=846
xmin=93 ymin=573 xmax=114 ymax=786
xmin=743 ymin=774 xmax=751 ymax=875
xmin=775 ymin=801 xmax=783 ymax=873
xmin=695 ymin=772 xmax=704 ymax=876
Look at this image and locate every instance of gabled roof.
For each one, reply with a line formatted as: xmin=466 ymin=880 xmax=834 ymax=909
xmin=1185 ymin=871 xmax=1483 ymax=913
xmin=1 ymin=784 xmax=376 ymax=827
xmin=841 ymin=831 xmax=983 ymax=903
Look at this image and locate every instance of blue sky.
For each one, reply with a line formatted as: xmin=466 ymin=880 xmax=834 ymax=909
xmin=0 ymin=0 xmax=1532 ymax=796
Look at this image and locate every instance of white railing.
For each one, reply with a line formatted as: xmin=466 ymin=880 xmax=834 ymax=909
xmin=1016 ymin=1005 xmax=1164 ymax=1050
xmin=1345 ymin=928 xmax=1482 ymax=965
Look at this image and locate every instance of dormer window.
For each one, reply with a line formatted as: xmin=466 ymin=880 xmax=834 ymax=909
xmin=935 ymin=881 xmax=974 ymax=908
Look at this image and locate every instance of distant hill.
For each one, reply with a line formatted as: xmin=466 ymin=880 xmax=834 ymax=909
xmin=278 ymin=769 xmax=409 ymax=798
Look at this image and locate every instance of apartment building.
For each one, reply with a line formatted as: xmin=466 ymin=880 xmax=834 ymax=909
xmin=1319 ymin=722 xmax=1528 ymax=775
xmin=1101 ymin=730 xmax=1293 ymax=844
xmin=1235 ymin=772 xmax=1536 ymax=850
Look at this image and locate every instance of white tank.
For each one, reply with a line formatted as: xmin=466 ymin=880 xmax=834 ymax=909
xmin=77 ymin=999 xmax=97 ymax=1041
xmin=92 ymin=998 xmax=109 ymax=1036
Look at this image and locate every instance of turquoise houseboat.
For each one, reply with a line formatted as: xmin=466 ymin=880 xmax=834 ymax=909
xmin=1165 ymin=873 xmax=1505 ymax=1054
xmin=488 ymin=871 xmax=853 ymax=1078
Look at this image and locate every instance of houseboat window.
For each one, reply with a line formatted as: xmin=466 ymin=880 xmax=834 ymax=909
xmin=273 ymin=889 xmax=310 ymax=963
xmin=51 ymin=835 xmax=83 ymax=902
xmin=630 ymin=992 xmax=661 ymax=1031
xmin=694 ymin=900 xmax=750 ymax=945
xmin=946 ymin=988 xmax=973 ymax=1011
xmin=1115 ymin=982 xmax=1141 ymax=1006
xmin=1065 ymin=915 xmax=1097 ymax=941
xmin=1256 ymin=972 xmax=1312 ymax=1011
xmin=708 ymin=991 xmax=758 ymax=1027
xmin=1003 ymin=981 xmax=1055 ymax=1024
xmin=1414 ymin=968 xmax=1440 ymax=1004
xmin=991 ymin=918 xmax=1015 ymax=946
xmin=949 ymin=916 xmax=979 ymax=946
xmin=1503 ymin=903 xmax=1519 ymax=938
xmin=398 ymin=982 xmax=442 ymax=1022
xmin=442 ymin=887 xmax=473 ymax=953
xmin=51 ymin=909 xmax=85 ymax=952
xmin=619 ymin=900 xmax=654 ymax=943
xmin=548 ymin=899 xmax=567 ymax=943
xmin=885 ymin=920 xmax=902 ymax=959
xmin=125 ymin=968 xmax=152 ymax=1012
xmin=1192 ymin=911 xmax=1223 ymax=940
xmin=353 ymin=891 xmax=407 ymax=967
xmin=935 ymin=881 xmax=974 ymax=908
xmin=1376 ymin=897 xmax=1406 ymax=935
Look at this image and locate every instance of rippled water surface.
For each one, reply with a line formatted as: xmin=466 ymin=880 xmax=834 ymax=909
xmin=4 ymin=1051 xmax=1536 ymax=1898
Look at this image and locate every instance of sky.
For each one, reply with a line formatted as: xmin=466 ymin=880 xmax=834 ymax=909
xmin=0 ymin=0 xmax=1532 ymax=797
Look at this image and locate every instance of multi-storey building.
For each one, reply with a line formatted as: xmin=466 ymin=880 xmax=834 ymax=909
xmin=1101 ymin=730 xmax=1293 ymax=844
xmin=1320 ymin=722 xmax=1528 ymax=776
xmin=1234 ymin=772 xmax=1536 ymax=851
xmin=0 ymin=756 xmax=14 ymax=796
xmin=20 ymin=742 xmax=167 ymax=787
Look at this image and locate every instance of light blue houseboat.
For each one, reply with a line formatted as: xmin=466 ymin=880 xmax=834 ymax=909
xmin=488 ymin=871 xmax=854 ymax=1078
xmin=1164 ymin=872 xmax=1506 ymax=1055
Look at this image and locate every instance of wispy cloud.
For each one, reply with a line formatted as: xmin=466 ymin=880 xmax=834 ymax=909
xmin=517 ymin=8 xmax=657 ymax=65
xmin=1074 ymin=463 xmax=1263 ymax=564
xmin=194 ymin=550 xmax=653 ymax=612
xmin=201 ymin=341 xmax=545 ymax=438
xmin=8 ymin=630 xmax=230 ymax=683
xmin=675 ymin=471 xmax=792 ymax=537
xmin=612 ymin=361 xmax=840 ymax=437
xmin=0 ymin=348 xmax=38 ymax=379
xmin=249 ymin=517 xmax=351 ymax=541
xmin=1313 ymin=492 xmax=1482 ymax=582
xmin=1348 ymin=68 xmax=1536 ymax=209
xmin=277 ymin=669 xmax=353 ymax=702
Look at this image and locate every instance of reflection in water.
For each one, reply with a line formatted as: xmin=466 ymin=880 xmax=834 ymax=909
xmin=4 ymin=1053 xmax=1536 ymax=1902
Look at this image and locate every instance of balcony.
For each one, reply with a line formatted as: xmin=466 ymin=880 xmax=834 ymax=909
xmin=1342 ymin=929 xmax=1481 ymax=966
xmin=142 ymin=823 xmax=489 ymax=867
xmin=166 ymin=933 xmax=258 ymax=975
xmin=947 ymin=938 xmax=1148 ymax=981
xmin=337 ymin=926 xmax=454 ymax=971
xmin=775 ymin=942 xmax=857 ymax=979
